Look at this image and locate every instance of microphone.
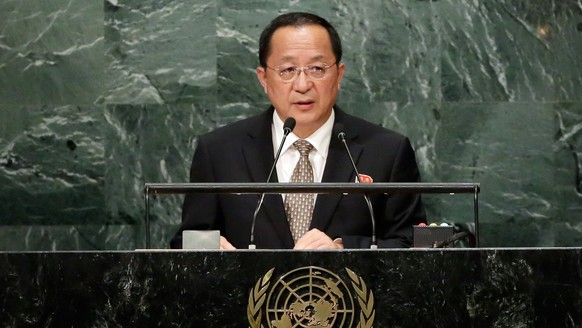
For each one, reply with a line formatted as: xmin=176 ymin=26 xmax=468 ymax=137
xmin=334 ymin=123 xmax=378 ymax=249
xmin=248 ymin=117 xmax=296 ymax=249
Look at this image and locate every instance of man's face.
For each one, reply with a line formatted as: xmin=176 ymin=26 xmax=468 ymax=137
xmin=256 ymin=24 xmax=345 ymax=138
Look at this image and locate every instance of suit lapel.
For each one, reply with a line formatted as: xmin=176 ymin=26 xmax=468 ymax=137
xmin=242 ymin=107 xmax=294 ymax=247
xmin=242 ymin=110 xmax=275 ymax=183
xmin=310 ymin=110 xmax=363 ymax=231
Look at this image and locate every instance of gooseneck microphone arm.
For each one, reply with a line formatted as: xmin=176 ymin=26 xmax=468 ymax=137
xmin=335 ymin=123 xmax=378 ymax=249
xmin=248 ymin=117 xmax=296 ymax=249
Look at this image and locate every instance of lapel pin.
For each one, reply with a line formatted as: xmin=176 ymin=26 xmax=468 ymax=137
xmin=355 ymin=174 xmax=373 ymax=183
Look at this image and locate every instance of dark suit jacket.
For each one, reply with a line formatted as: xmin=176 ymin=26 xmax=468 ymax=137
xmin=170 ymin=106 xmax=425 ymax=249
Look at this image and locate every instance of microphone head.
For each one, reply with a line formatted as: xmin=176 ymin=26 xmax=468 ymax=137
xmin=283 ymin=117 xmax=296 ymax=134
xmin=333 ymin=122 xmax=346 ymax=140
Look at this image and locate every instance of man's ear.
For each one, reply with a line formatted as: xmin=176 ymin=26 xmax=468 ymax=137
xmin=336 ymin=62 xmax=346 ymax=89
xmin=256 ymin=66 xmax=268 ymax=94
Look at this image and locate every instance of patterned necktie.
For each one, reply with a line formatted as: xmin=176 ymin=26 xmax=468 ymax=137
xmin=285 ymin=139 xmax=315 ymax=243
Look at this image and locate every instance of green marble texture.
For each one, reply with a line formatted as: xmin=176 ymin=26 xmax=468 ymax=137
xmin=439 ymin=0 xmax=582 ymax=101
xmin=102 ymin=0 xmax=216 ymax=105
xmin=0 ymin=105 xmax=105 ymax=225
xmin=0 ymin=0 xmax=580 ymax=250
xmin=0 ymin=0 xmax=104 ymax=105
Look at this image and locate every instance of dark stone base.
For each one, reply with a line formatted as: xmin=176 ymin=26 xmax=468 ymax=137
xmin=1 ymin=249 xmax=581 ymax=327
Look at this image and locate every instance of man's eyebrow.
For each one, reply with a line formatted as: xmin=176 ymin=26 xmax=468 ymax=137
xmin=310 ymin=55 xmax=326 ymax=61
xmin=278 ymin=55 xmax=328 ymax=62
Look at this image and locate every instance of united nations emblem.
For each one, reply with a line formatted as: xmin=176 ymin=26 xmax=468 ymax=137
xmin=247 ymin=266 xmax=375 ymax=328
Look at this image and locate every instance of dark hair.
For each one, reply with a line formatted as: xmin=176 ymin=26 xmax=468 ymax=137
xmin=258 ymin=12 xmax=342 ymax=67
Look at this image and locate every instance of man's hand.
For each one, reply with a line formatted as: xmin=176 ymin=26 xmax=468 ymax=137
xmin=220 ymin=236 xmax=236 ymax=250
xmin=294 ymin=229 xmax=344 ymax=250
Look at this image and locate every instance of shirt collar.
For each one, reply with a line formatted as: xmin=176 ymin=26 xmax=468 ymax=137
xmin=272 ymin=109 xmax=335 ymax=159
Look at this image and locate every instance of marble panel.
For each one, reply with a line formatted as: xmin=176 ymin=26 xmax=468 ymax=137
xmin=374 ymin=101 xmax=449 ymax=223
xmin=0 ymin=225 xmax=130 ymax=251
xmin=0 ymin=223 xmax=178 ymax=251
xmin=432 ymin=102 xmax=559 ymax=246
xmin=554 ymin=102 xmax=582 ymax=245
xmin=102 ymin=0 xmax=216 ymax=105
xmin=375 ymin=102 xmax=441 ymax=179
xmin=0 ymin=0 xmax=104 ymax=105
xmin=438 ymin=0 xmax=582 ymax=102
xmin=0 ymin=105 xmax=105 ymax=225
xmin=104 ymin=104 xmax=210 ymax=226
xmin=334 ymin=0 xmax=440 ymax=105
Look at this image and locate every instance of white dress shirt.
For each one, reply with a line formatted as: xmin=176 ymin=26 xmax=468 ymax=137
xmin=271 ymin=109 xmax=335 ymax=200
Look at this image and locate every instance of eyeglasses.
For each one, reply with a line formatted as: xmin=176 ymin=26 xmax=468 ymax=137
xmin=266 ymin=62 xmax=337 ymax=83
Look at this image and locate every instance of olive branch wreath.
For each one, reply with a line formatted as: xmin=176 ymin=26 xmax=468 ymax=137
xmin=247 ymin=268 xmax=274 ymax=328
xmin=346 ymin=268 xmax=375 ymax=328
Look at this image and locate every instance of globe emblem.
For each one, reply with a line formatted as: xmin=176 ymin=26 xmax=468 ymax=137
xmin=265 ymin=266 xmax=355 ymax=328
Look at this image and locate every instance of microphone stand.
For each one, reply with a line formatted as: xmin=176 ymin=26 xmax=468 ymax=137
xmin=337 ymin=129 xmax=378 ymax=249
xmin=248 ymin=118 xmax=296 ymax=249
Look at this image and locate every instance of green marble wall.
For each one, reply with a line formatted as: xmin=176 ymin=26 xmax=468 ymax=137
xmin=0 ymin=0 xmax=580 ymax=250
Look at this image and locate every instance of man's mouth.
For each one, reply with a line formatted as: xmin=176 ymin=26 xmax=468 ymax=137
xmin=293 ymin=100 xmax=315 ymax=111
xmin=294 ymin=100 xmax=314 ymax=106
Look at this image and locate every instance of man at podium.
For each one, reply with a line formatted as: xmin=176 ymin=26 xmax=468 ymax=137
xmin=171 ymin=12 xmax=425 ymax=250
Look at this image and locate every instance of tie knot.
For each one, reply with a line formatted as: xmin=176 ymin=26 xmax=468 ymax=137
xmin=293 ymin=139 xmax=313 ymax=157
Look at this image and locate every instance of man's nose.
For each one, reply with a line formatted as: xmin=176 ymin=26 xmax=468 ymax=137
xmin=292 ymin=69 xmax=313 ymax=92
